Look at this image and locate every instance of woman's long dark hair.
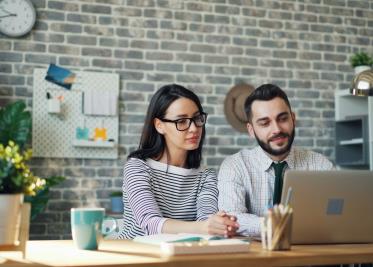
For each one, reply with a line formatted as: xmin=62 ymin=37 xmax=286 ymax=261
xmin=128 ymin=84 xmax=206 ymax=169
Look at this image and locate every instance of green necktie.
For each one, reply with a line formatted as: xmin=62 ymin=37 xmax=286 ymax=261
xmin=272 ymin=161 xmax=287 ymax=205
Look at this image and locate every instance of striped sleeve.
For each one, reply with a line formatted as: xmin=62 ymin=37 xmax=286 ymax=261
xmin=196 ymin=169 xmax=218 ymax=221
xmin=123 ymin=158 xmax=167 ymax=235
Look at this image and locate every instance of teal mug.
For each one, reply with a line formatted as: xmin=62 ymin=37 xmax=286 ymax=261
xmin=70 ymin=207 xmax=117 ymax=250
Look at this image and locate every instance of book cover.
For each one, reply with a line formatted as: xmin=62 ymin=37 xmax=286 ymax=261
xmin=133 ymin=234 xmax=250 ymax=256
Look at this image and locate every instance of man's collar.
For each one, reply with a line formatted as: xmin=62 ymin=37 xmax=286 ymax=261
xmin=255 ymin=146 xmax=275 ymax=172
xmin=255 ymin=146 xmax=295 ymax=171
xmin=284 ymin=147 xmax=295 ymax=169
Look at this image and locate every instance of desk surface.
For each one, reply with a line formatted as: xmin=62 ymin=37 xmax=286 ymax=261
xmin=1 ymin=240 xmax=373 ymax=267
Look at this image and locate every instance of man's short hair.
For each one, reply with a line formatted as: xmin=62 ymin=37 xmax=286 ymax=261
xmin=244 ymin=84 xmax=292 ymax=122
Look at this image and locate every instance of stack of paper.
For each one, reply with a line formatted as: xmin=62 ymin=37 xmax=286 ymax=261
xmin=133 ymin=233 xmax=250 ymax=256
xmin=83 ymin=89 xmax=118 ymax=116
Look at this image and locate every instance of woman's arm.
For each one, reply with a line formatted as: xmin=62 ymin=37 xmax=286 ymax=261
xmin=125 ymin=160 xmax=238 ymax=237
xmin=124 ymin=159 xmax=167 ymax=235
xmin=162 ymin=211 xmax=239 ymax=236
xmin=196 ymin=169 xmax=219 ymax=220
xmin=160 ymin=169 xmax=239 ymax=236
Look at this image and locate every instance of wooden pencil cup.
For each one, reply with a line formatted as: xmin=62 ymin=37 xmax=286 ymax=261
xmin=260 ymin=204 xmax=293 ymax=251
xmin=273 ymin=211 xmax=292 ymax=250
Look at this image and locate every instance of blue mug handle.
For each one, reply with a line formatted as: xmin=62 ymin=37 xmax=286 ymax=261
xmin=102 ymin=217 xmax=119 ymax=237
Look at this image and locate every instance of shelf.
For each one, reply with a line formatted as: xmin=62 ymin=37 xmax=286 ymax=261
xmin=335 ymin=89 xmax=373 ymax=170
xmin=335 ymin=116 xmax=369 ymax=167
xmin=72 ymin=140 xmax=115 ymax=148
xmin=339 ymin=138 xmax=363 ymax=145
xmin=335 ymin=90 xmax=368 ymax=121
xmin=337 ymin=161 xmax=369 ymax=167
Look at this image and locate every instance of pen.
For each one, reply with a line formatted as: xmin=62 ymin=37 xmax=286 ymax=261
xmin=285 ymin=187 xmax=293 ymax=206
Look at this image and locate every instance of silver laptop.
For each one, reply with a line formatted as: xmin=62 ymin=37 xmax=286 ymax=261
xmin=281 ymin=170 xmax=373 ymax=244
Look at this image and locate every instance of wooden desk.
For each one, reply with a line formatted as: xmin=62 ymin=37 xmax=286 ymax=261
xmin=1 ymin=240 xmax=373 ymax=267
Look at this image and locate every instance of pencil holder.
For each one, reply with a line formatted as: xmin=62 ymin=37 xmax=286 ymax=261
xmin=260 ymin=204 xmax=293 ymax=251
xmin=47 ymin=99 xmax=61 ymax=114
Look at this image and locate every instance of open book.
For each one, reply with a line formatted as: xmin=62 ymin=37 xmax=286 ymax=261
xmin=133 ymin=233 xmax=250 ymax=256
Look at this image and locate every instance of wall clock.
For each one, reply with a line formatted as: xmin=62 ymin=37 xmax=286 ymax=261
xmin=0 ymin=0 xmax=36 ymax=37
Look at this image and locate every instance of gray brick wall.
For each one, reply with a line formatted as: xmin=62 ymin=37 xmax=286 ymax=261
xmin=0 ymin=0 xmax=372 ymax=240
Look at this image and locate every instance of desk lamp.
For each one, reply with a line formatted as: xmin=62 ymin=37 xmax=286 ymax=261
xmin=349 ymin=69 xmax=373 ymax=171
xmin=350 ymin=70 xmax=373 ymax=96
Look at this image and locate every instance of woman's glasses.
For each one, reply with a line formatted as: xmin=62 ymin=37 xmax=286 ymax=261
xmin=159 ymin=112 xmax=207 ymax=131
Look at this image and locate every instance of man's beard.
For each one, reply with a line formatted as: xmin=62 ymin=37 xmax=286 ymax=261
xmin=254 ymin=128 xmax=295 ymax=157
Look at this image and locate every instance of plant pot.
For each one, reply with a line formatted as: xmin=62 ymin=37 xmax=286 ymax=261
xmin=354 ymin=65 xmax=371 ymax=75
xmin=110 ymin=196 xmax=124 ymax=213
xmin=0 ymin=194 xmax=24 ymax=245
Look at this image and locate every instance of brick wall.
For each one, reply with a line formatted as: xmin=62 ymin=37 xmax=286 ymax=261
xmin=0 ymin=0 xmax=372 ymax=239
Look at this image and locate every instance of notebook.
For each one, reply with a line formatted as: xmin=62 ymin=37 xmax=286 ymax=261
xmin=133 ymin=233 xmax=250 ymax=256
xmin=281 ymin=170 xmax=373 ymax=244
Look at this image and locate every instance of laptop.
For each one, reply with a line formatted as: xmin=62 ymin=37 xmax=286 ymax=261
xmin=281 ymin=170 xmax=373 ymax=244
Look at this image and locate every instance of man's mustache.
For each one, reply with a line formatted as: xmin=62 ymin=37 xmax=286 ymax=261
xmin=269 ymin=132 xmax=289 ymax=142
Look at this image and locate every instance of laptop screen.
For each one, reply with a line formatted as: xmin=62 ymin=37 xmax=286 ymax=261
xmin=281 ymin=170 xmax=373 ymax=244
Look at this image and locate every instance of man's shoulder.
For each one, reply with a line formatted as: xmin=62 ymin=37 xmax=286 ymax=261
xmin=292 ymin=147 xmax=333 ymax=169
xmin=293 ymin=147 xmax=327 ymax=158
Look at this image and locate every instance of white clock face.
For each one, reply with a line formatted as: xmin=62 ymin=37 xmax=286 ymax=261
xmin=0 ymin=0 xmax=36 ymax=37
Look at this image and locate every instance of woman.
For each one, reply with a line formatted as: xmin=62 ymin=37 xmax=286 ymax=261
xmin=119 ymin=84 xmax=238 ymax=239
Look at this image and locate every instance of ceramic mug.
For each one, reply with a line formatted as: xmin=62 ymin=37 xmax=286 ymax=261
xmin=70 ymin=207 xmax=116 ymax=250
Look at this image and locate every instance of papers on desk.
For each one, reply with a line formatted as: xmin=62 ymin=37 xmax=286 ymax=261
xmin=133 ymin=233 xmax=250 ymax=256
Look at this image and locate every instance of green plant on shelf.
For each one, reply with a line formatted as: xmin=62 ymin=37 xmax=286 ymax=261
xmin=349 ymin=52 xmax=373 ymax=68
xmin=110 ymin=191 xmax=122 ymax=197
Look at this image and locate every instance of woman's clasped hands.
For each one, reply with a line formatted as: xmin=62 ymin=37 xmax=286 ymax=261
xmin=205 ymin=211 xmax=239 ymax=238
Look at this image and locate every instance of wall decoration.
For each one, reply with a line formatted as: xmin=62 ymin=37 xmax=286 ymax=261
xmin=0 ymin=0 xmax=36 ymax=37
xmin=32 ymin=68 xmax=119 ymax=159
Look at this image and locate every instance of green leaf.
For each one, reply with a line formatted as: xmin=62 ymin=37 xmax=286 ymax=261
xmin=25 ymin=188 xmax=50 ymax=221
xmin=350 ymin=52 xmax=373 ymax=68
xmin=0 ymin=173 xmax=24 ymax=194
xmin=24 ymin=176 xmax=66 ymax=220
xmin=0 ymin=160 xmax=12 ymax=179
xmin=0 ymin=100 xmax=31 ymax=149
xmin=45 ymin=175 xmax=65 ymax=187
xmin=109 ymin=191 xmax=123 ymax=197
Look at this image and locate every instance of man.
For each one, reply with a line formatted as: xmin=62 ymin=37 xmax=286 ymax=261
xmin=218 ymin=84 xmax=333 ymax=237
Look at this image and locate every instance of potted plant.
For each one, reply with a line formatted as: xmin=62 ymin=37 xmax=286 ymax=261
xmin=109 ymin=191 xmax=123 ymax=213
xmin=349 ymin=51 xmax=373 ymax=74
xmin=0 ymin=100 xmax=65 ymax=245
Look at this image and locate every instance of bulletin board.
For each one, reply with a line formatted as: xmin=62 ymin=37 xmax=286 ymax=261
xmin=32 ymin=68 xmax=119 ymax=159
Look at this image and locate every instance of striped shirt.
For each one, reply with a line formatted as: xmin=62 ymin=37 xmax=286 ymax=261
xmin=119 ymin=158 xmax=218 ymax=239
xmin=218 ymin=146 xmax=333 ymax=237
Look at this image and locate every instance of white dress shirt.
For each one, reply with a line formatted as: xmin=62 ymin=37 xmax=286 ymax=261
xmin=217 ymin=146 xmax=333 ymax=237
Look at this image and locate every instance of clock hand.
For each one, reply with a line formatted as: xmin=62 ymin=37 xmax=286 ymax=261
xmin=0 ymin=6 xmax=16 ymax=15
xmin=0 ymin=13 xmax=16 ymax=19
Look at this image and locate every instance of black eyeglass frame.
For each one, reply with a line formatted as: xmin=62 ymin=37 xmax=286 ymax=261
xmin=159 ymin=112 xmax=208 ymax=131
